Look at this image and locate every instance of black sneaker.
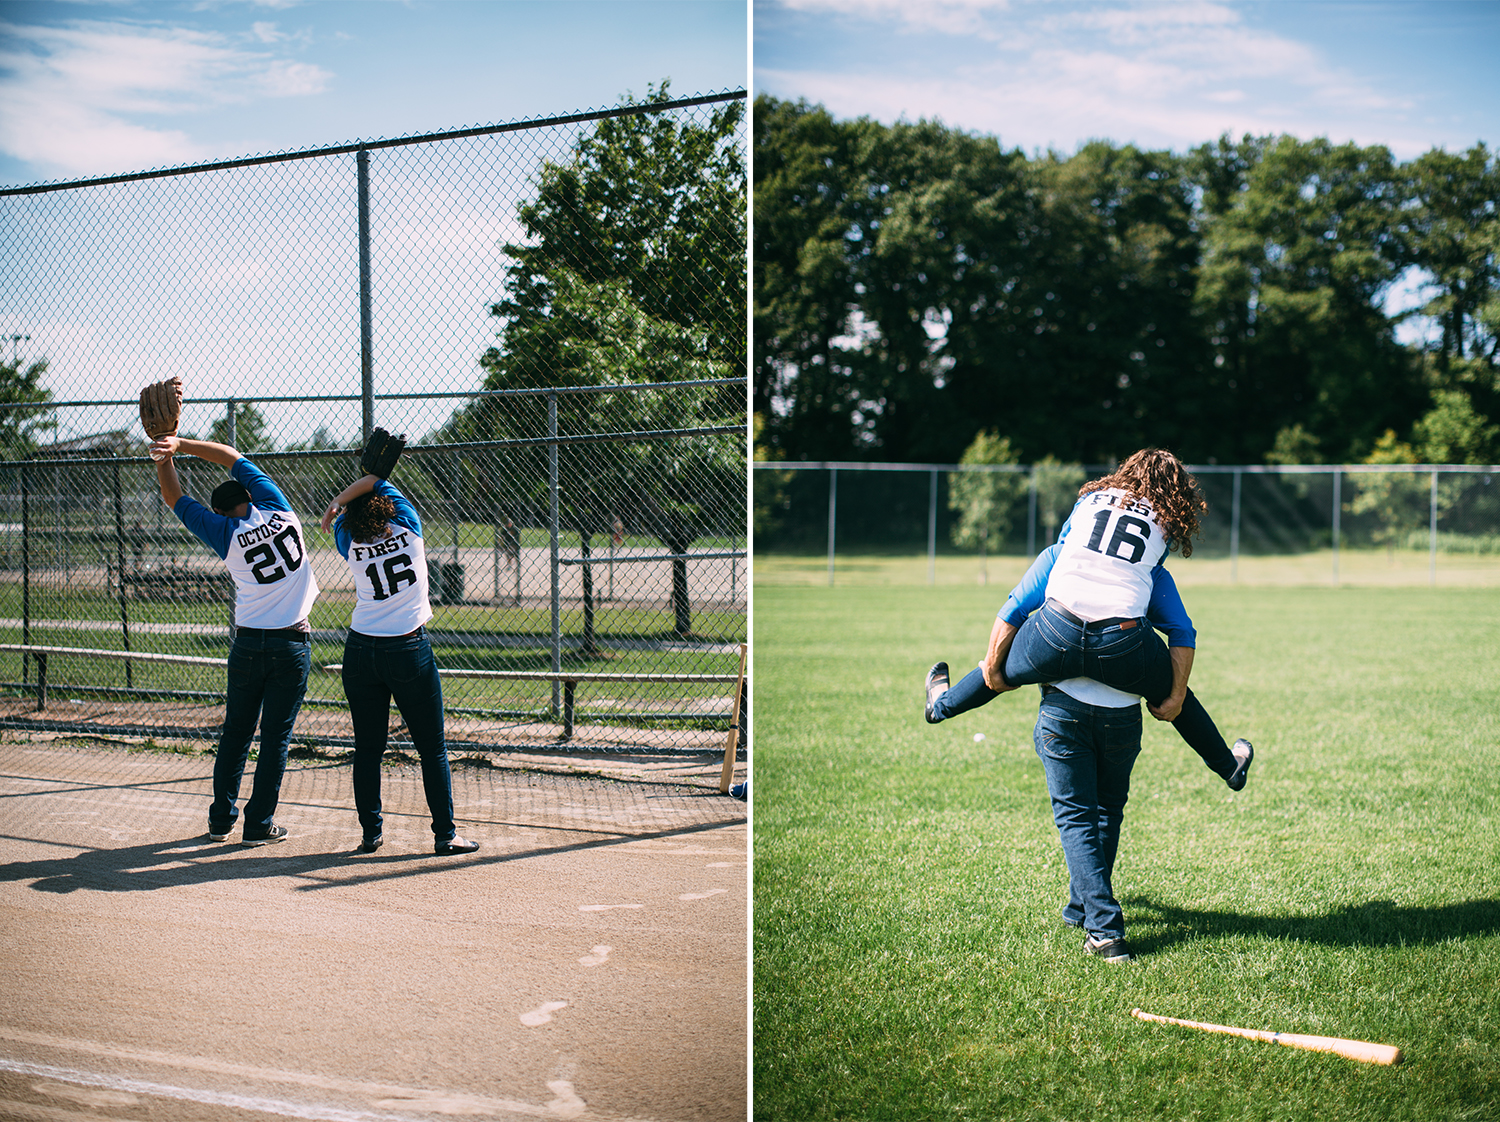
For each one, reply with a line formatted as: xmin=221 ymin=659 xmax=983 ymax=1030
xmin=242 ymin=824 xmax=287 ymax=847
xmin=358 ymin=834 xmax=383 ymax=854
xmin=207 ymin=829 xmax=230 ymax=842
xmin=434 ymin=835 xmax=479 ymax=855
xmin=924 ymin=662 xmax=949 ymax=723
xmin=1083 ymin=933 xmax=1135 ymax=963
xmin=1227 ymin=738 xmax=1254 ymax=791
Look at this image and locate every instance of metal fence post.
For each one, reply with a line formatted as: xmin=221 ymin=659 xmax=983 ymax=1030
xmin=1332 ymin=467 xmax=1341 ymax=584
xmin=113 ymin=462 xmax=133 ymax=687
xmin=357 ymin=148 xmax=374 ymax=441
xmin=827 ymin=466 xmax=837 ymax=586
xmin=1230 ymin=467 xmax=1242 ymax=584
xmin=1430 ymin=468 xmax=1438 ymax=586
xmin=549 ymin=391 xmax=561 ymax=713
xmin=225 ymin=399 xmax=237 ymax=449
xmin=1027 ymin=467 xmax=1037 ymax=558
xmin=927 ymin=468 xmax=937 ymax=586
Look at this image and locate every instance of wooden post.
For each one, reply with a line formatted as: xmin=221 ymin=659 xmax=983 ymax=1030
xmin=719 ymin=643 xmax=748 ymax=794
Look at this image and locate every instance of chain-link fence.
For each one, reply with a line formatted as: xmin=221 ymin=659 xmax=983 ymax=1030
xmin=0 ymin=90 xmax=749 ymax=754
xmin=754 ymin=460 xmax=1500 ymax=586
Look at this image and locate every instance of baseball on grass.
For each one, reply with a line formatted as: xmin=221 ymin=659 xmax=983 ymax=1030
xmin=973 ymin=733 xmax=985 ymax=742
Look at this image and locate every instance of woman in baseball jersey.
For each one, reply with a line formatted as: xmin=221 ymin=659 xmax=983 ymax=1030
xmin=926 ymin=448 xmax=1253 ymax=790
xmin=150 ymin=436 xmax=318 ymax=846
xmin=322 ymin=473 xmax=479 ymax=856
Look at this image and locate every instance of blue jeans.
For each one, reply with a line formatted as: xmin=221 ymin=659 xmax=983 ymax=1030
xmin=210 ymin=631 xmax=311 ymax=836
xmin=931 ymin=601 xmax=1236 ymax=780
xmin=341 ymin=629 xmax=456 ymax=843
xmin=1033 ymin=688 xmax=1141 ymax=940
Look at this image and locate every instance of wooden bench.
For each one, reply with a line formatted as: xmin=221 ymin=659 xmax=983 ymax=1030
xmin=321 ymin=664 xmax=737 ymax=739
xmin=0 ymin=643 xmax=227 ymax=711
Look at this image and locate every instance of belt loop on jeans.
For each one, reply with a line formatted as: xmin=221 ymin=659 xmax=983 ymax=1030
xmin=1045 ymin=599 xmax=1136 ymax=631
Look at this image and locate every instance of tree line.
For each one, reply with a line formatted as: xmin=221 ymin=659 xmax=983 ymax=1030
xmin=754 ymin=95 xmax=1499 ymax=471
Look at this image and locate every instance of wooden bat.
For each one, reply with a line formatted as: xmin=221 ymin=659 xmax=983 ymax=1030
xmin=1132 ymin=1008 xmax=1403 ymax=1066
xmin=719 ymin=643 xmax=748 ymax=794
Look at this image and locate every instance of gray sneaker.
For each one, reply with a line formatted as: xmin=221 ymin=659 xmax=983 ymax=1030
xmin=1083 ymin=933 xmax=1135 ymax=963
xmin=1227 ymin=738 xmax=1254 ymax=791
xmin=242 ymin=824 xmax=287 ymax=847
xmin=924 ymin=662 xmax=949 ymax=723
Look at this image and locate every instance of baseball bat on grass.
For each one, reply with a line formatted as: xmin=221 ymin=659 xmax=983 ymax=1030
xmin=1132 ymin=1008 xmax=1403 ymax=1066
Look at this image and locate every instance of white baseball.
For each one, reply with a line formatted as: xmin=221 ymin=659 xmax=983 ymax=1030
xmin=973 ymin=733 xmax=985 ymax=742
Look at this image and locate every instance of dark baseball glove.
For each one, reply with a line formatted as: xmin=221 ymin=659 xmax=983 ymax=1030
xmin=139 ymin=376 xmax=183 ymax=441
xmin=359 ymin=427 xmax=407 ymax=479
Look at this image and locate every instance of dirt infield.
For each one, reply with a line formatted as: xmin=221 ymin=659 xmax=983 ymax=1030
xmin=0 ymin=738 xmax=748 ymax=1122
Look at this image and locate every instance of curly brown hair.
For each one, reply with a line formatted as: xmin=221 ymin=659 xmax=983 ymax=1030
xmin=1079 ymin=448 xmax=1207 ymax=557
xmin=344 ymin=492 xmax=397 ymax=544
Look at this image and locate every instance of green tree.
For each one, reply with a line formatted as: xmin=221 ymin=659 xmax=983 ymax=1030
xmin=1190 ymin=134 xmax=1425 ymax=463
xmin=1032 ymin=456 xmax=1086 ymax=543
xmin=208 ymin=402 xmax=273 ymax=454
xmin=1397 ymin=144 xmax=1500 ymax=367
xmin=948 ymin=432 xmax=1027 ymax=579
xmin=1349 ymin=430 xmax=1429 ymax=553
xmin=448 ymin=84 xmax=746 ymax=640
xmin=0 ymin=356 xmax=56 ymax=459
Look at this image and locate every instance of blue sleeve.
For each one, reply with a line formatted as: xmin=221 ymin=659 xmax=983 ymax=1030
xmin=999 ymin=543 xmax=1060 ymax=627
xmin=377 ymin=479 xmax=422 ymax=537
xmin=332 ymin=480 xmax=419 ymax=560
xmin=172 ymin=495 xmax=234 ymax=560
xmin=1147 ymin=566 xmax=1196 ymax=648
xmin=233 ymin=457 xmax=289 ymax=513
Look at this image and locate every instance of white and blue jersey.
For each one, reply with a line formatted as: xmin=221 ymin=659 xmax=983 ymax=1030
xmin=333 ymin=480 xmax=433 ymax=637
xmin=997 ymin=503 xmax=1194 ymax=708
xmin=173 ymin=458 xmax=318 ymax=629
xmin=1041 ymin=488 xmax=1171 ymax=622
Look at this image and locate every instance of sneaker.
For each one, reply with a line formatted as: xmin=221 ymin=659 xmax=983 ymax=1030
xmin=1227 ymin=738 xmax=1254 ymax=791
xmin=242 ymin=824 xmax=287 ymax=847
xmin=924 ymin=662 xmax=949 ymax=723
xmin=358 ymin=834 xmax=383 ymax=854
xmin=1083 ymin=933 xmax=1135 ymax=963
xmin=434 ymin=835 xmax=479 ymax=855
xmin=729 ymin=783 xmax=748 ymax=801
xmin=207 ymin=830 xmax=230 ymax=842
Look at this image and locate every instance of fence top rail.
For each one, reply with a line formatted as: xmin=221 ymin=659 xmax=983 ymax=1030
xmin=3 ymin=423 xmax=746 ymax=469
xmin=0 ymin=89 xmax=748 ymax=197
xmin=0 ymin=376 xmax=748 ymax=413
xmin=753 ymin=460 xmax=1500 ymax=475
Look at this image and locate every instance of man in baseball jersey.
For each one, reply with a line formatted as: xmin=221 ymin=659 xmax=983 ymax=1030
xmin=150 ymin=436 xmax=319 ymax=846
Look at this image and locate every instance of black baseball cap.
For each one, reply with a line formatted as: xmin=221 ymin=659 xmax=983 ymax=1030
xmin=210 ymin=480 xmax=252 ymax=514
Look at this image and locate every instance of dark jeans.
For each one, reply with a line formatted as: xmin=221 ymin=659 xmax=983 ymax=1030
xmin=1033 ymin=688 xmax=1141 ymax=940
xmin=930 ymin=601 xmax=1236 ymax=780
xmin=341 ymin=628 xmax=457 ymax=843
xmin=210 ymin=631 xmax=311 ymax=836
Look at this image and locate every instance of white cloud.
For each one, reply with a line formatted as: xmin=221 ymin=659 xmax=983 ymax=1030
xmin=757 ymin=1 xmax=1424 ymax=154
xmin=0 ymin=17 xmax=332 ymax=177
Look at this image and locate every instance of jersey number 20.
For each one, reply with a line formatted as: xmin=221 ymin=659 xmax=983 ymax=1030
xmin=245 ymin=526 xmax=306 ymax=584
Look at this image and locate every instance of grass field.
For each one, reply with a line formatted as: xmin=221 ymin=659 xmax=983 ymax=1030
xmin=752 ymin=570 xmax=1500 ymax=1120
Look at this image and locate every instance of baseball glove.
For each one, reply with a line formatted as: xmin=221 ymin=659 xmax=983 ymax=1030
xmin=139 ymin=377 xmax=183 ymax=441
xmin=359 ymin=427 xmax=407 ymax=479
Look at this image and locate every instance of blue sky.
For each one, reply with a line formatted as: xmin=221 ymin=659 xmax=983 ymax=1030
xmin=0 ymin=0 xmax=749 ymax=186
xmin=754 ymin=0 xmax=1498 ymax=161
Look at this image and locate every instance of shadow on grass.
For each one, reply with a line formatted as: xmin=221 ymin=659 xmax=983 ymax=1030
xmin=1123 ymin=895 xmax=1500 ymax=955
